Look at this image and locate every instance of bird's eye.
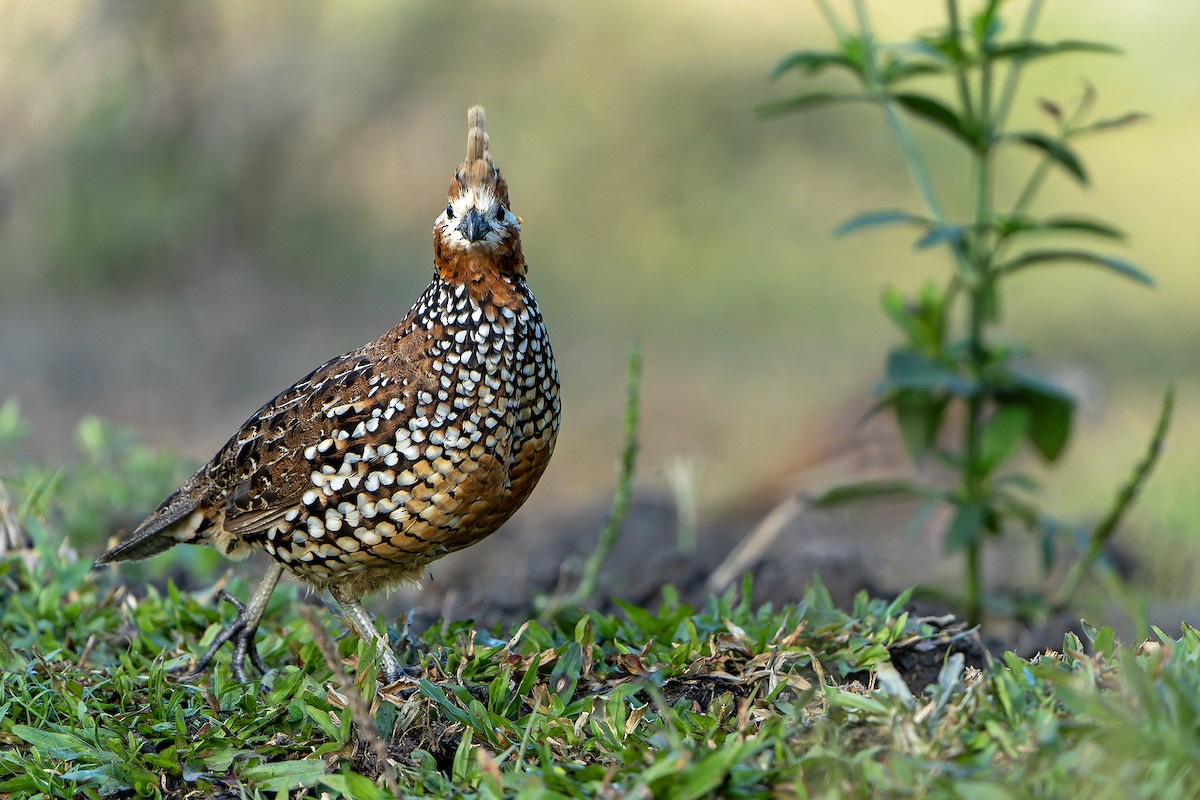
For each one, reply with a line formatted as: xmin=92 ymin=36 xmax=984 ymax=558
xmin=494 ymin=205 xmax=506 ymax=222
xmin=445 ymin=204 xmax=455 ymax=219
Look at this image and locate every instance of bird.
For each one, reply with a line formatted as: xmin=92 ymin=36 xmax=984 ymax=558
xmin=95 ymin=106 xmax=561 ymax=684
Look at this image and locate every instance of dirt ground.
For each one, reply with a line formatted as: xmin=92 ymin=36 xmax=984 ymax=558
xmin=383 ymin=483 xmax=1077 ymax=662
xmin=381 ymin=409 xmax=1098 ymax=660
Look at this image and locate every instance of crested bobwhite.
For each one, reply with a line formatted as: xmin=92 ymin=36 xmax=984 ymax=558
xmin=95 ymin=106 xmax=561 ymax=683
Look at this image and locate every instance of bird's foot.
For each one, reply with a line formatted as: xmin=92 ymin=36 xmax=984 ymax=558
xmin=381 ymin=661 xmax=422 ymax=685
xmin=179 ymin=589 xmax=271 ymax=683
xmin=377 ymin=643 xmax=422 ymax=685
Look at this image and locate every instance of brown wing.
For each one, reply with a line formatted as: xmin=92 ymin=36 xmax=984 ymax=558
xmin=210 ymin=347 xmax=381 ymax=535
xmin=211 ymin=328 xmax=443 ymax=540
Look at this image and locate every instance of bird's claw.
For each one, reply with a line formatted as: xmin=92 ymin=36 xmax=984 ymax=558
xmin=176 ymin=588 xmax=271 ymax=683
xmin=382 ymin=664 xmax=422 ymax=685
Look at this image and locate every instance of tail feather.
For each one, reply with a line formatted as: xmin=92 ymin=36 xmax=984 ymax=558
xmin=94 ymin=483 xmax=203 ymax=566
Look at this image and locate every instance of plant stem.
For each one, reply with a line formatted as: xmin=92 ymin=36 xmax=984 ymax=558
xmin=965 ymin=538 xmax=982 ymax=625
xmin=1007 ymin=96 xmax=1092 ymax=232
xmin=850 ymin=1 xmax=956 ymax=239
xmin=946 ymin=0 xmax=976 ymax=126
xmin=956 ymin=0 xmax=996 ymax=626
xmin=539 ymin=340 xmax=641 ymax=619
xmin=1052 ymin=387 xmax=1173 ymax=613
xmin=848 ymin=0 xmax=972 ymax=355
xmin=1007 ymin=158 xmax=1053 ymax=222
xmin=993 ymin=0 xmax=1046 ymax=131
xmin=813 ymin=0 xmax=849 ymax=41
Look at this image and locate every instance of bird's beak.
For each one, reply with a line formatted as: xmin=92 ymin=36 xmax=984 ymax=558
xmin=460 ymin=209 xmax=488 ymax=243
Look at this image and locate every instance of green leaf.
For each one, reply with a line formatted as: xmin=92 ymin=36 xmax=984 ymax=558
xmin=770 ymin=50 xmax=859 ymax=80
xmin=550 ymin=641 xmax=584 ymax=702
xmin=971 ymin=1 xmax=1004 ymax=51
xmin=673 ymin=742 xmax=767 ymax=800
xmin=918 ymin=32 xmax=967 ymax=65
xmin=241 ymin=759 xmax=327 ymax=790
xmin=809 ymin=479 xmax=939 ymax=507
xmin=981 ymin=406 xmax=1030 ymax=474
xmin=1075 ymin=112 xmax=1149 ymax=135
xmin=833 ymin=209 xmax=930 ymax=238
xmin=893 ymin=93 xmax=974 ymax=145
xmin=57 ymin=766 xmax=129 ymax=795
xmin=419 ymin=679 xmax=472 ymax=726
xmin=997 ymin=214 xmax=1125 ymax=242
xmin=880 ymin=59 xmax=949 ymax=85
xmin=880 ymin=282 xmax=944 ymax=351
xmin=1005 ymin=367 xmax=1072 ymax=401
xmin=10 ymin=725 xmax=99 ymax=761
xmin=990 ymin=488 xmax=1041 ymax=531
xmin=1007 ymin=132 xmax=1088 ymax=184
xmin=757 ymin=92 xmax=863 ymax=118
xmin=999 ymin=249 xmax=1154 ymax=286
xmin=1032 ymin=402 xmax=1073 ymax=462
xmin=878 ymin=350 xmax=975 ymax=395
xmin=880 ymin=286 xmax=922 ymax=346
xmin=995 ymin=368 xmax=1076 ymax=461
xmin=994 ymin=472 xmax=1042 ymax=494
xmin=875 ymin=663 xmax=916 ymax=708
xmin=945 ymin=501 xmax=986 ymax=553
xmin=987 ymin=39 xmax=1120 ymax=63
xmin=1039 ymin=216 xmax=1125 ymax=240
xmin=763 ymin=90 xmax=977 ymax=145
xmin=915 ymin=224 xmax=971 ymax=251
xmin=891 ymin=390 xmax=950 ymax=459
xmin=0 ymin=633 xmax=26 ymax=670
xmin=303 ymin=704 xmax=342 ymax=741
xmin=824 ymin=685 xmax=888 ymax=714
xmin=320 ymin=773 xmax=389 ymax=800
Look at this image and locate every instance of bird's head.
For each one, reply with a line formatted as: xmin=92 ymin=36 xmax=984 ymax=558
xmin=433 ymin=106 xmax=525 ymax=278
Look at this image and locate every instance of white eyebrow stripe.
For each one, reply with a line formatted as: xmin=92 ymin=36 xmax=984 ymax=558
xmin=450 ymin=188 xmax=498 ymax=215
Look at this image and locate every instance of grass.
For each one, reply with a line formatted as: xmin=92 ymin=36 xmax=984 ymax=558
xmin=3 ymin=535 xmax=1200 ymax=799
xmin=0 ymin=386 xmax=1195 ymax=798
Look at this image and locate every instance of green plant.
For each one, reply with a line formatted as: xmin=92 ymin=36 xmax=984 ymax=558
xmin=766 ymin=1 xmax=1170 ymax=624
xmin=5 ymin=405 xmax=1200 ymax=796
xmin=0 ymin=398 xmax=190 ymax=568
xmin=538 ymin=340 xmax=642 ymax=620
xmin=8 ymin=515 xmax=1200 ymax=798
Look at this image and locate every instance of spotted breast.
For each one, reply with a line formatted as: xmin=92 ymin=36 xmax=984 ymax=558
xmin=95 ymin=106 xmax=561 ymax=684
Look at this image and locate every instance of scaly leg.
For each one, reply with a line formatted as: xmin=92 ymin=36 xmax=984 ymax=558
xmin=188 ymin=562 xmax=284 ymax=683
xmin=330 ymin=586 xmax=412 ymax=683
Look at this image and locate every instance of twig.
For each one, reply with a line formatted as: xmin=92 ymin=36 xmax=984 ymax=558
xmin=0 ymin=480 xmax=32 ymax=556
xmin=707 ymin=495 xmax=804 ymax=596
xmin=299 ymin=607 xmax=401 ymax=796
xmin=77 ymin=634 xmax=97 ymax=670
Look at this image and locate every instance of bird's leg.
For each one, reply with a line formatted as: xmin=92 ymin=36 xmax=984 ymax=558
xmin=188 ymin=562 xmax=284 ymax=683
xmin=216 ymin=590 xmax=271 ymax=676
xmin=330 ymin=587 xmax=414 ymax=683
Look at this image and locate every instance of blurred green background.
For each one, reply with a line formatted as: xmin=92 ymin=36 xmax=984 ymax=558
xmin=1 ymin=3 xmax=1197 ymax=600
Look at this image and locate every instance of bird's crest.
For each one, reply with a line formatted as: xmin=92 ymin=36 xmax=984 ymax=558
xmin=433 ymin=105 xmax=525 ymax=287
xmin=463 ymin=106 xmax=494 ymax=183
xmin=452 ymin=105 xmax=509 ymax=205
